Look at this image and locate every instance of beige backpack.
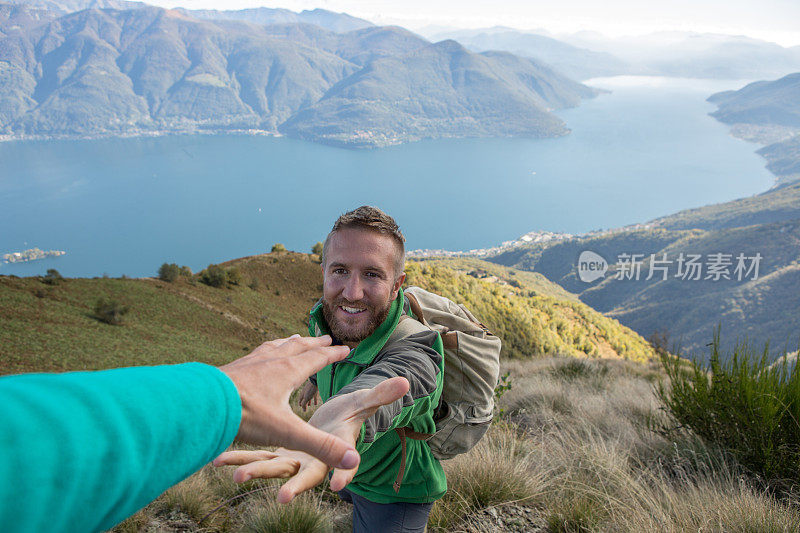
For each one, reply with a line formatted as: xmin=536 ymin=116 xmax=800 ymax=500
xmin=388 ymin=286 xmax=502 ymax=472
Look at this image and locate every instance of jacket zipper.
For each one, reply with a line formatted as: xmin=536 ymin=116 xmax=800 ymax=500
xmin=328 ymin=358 xmax=369 ymax=399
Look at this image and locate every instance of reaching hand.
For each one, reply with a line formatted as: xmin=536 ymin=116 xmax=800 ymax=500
xmin=298 ymin=381 xmax=320 ymax=412
xmin=214 ymin=376 xmax=410 ymax=503
xmin=219 ymin=335 xmax=358 ymax=470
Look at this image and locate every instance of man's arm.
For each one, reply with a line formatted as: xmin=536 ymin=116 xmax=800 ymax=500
xmin=334 ymin=330 xmax=443 ymax=452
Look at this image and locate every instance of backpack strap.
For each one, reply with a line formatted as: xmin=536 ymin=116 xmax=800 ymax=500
xmin=393 ymin=427 xmax=434 ymax=493
xmin=387 ymin=292 xmax=431 ymax=345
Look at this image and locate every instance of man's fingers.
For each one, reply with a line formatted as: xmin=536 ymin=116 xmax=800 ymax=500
xmin=355 ymin=376 xmax=410 ymax=415
xmin=329 ymin=466 xmax=358 ymax=492
xmin=282 ymin=415 xmax=360 ymax=470
xmin=213 ymin=450 xmax=278 ymax=467
xmin=277 ymin=464 xmax=328 ymax=504
xmin=232 ymin=457 xmax=301 ymax=483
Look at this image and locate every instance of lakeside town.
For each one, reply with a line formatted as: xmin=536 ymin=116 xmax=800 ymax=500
xmin=3 ymin=248 xmax=66 ymax=264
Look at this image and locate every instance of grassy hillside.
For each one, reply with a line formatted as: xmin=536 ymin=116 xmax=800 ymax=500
xmin=405 ymin=259 xmax=654 ymax=362
xmin=0 ymin=252 xmax=321 ymax=374
xmin=647 ymin=180 xmax=800 ymax=231
xmin=0 ymin=253 xmax=654 ymax=375
xmin=114 ymin=356 xmax=800 ymax=532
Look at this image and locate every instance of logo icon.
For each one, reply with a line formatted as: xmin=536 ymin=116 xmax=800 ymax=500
xmin=577 ymin=251 xmax=608 ymax=283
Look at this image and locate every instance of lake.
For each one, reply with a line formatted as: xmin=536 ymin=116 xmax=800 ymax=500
xmin=0 ymin=76 xmax=775 ymax=278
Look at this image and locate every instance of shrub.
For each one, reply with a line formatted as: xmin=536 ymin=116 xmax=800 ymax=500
xmin=42 ymin=268 xmax=63 ymax=285
xmin=271 ymin=243 xmax=287 ymax=253
xmin=158 ymin=263 xmax=181 ymax=282
xmin=94 ymin=298 xmax=129 ymax=325
xmin=311 ymin=242 xmax=323 ymax=256
xmin=227 ymin=267 xmax=243 ymax=286
xmin=658 ymin=328 xmax=800 ymax=488
xmin=179 ymin=265 xmax=193 ymax=277
xmin=200 ymin=264 xmax=228 ymax=288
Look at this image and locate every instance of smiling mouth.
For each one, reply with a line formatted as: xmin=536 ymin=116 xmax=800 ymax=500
xmin=340 ymin=305 xmax=366 ymax=315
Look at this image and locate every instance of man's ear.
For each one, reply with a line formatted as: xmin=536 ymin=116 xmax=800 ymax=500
xmin=392 ymin=271 xmax=406 ymax=298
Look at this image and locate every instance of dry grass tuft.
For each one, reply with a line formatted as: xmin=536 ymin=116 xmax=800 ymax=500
xmin=238 ymin=492 xmax=334 ymax=533
xmin=429 ymin=423 xmax=547 ymax=531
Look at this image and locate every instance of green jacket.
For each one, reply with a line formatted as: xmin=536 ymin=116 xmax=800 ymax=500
xmin=308 ymin=288 xmax=447 ymax=504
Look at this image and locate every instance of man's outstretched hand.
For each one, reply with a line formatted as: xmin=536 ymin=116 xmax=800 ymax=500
xmin=219 ymin=335 xmax=359 ymax=471
xmin=213 ymin=376 xmax=410 ymax=503
xmin=298 ymin=381 xmax=320 ymax=412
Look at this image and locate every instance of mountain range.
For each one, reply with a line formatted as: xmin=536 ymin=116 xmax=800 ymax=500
xmin=708 ymin=73 xmax=800 ymax=186
xmin=0 ymin=2 xmax=599 ymax=147
xmin=487 ymin=185 xmax=800 ymax=361
xmin=425 ymin=27 xmax=800 ymax=81
xmin=425 ymin=27 xmax=628 ymax=81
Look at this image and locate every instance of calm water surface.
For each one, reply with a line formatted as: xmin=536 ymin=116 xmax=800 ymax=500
xmin=0 ymin=76 xmax=774 ymax=277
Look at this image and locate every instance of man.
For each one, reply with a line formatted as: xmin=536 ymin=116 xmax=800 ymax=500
xmin=216 ymin=206 xmax=446 ymax=532
xmin=1 ymin=334 xmax=410 ymax=532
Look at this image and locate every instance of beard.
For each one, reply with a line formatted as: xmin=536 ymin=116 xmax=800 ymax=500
xmin=322 ymin=297 xmax=392 ymax=343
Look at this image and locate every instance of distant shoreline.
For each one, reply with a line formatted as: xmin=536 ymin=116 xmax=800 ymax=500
xmin=3 ymin=248 xmax=66 ymax=264
xmin=0 ymin=128 xmax=281 ymax=144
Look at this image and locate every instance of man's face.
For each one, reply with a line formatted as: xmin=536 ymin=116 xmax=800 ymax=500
xmin=322 ymin=227 xmax=405 ymax=345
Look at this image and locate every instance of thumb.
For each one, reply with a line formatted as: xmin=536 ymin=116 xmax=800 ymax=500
xmin=281 ymin=416 xmax=361 ymax=470
xmin=354 ymin=377 xmax=410 ymax=416
xmin=328 ymin=377 xmax=409 ymax=492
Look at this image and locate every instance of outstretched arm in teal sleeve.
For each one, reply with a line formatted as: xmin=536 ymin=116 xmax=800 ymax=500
xmin=0 ymin=363 xmax=241 ymax=533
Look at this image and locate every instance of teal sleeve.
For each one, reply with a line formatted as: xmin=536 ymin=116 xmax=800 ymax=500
xmin=0 ymin=363 xmax=242 ymax=533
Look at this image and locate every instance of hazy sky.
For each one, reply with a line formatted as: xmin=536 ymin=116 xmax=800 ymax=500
xmin=146 ymin=0 xmax=800 ymax=46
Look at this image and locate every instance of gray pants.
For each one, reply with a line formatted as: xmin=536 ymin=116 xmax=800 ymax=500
xmin=338 ymin=488 xmax=432 ymax=533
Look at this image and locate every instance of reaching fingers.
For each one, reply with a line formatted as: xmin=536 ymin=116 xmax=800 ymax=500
xmin=213 ymin=449 xmax=278 ymax=467
xmin=350 ymin=376 xmax=410 ymax=416
xmin=232 ymin=455 xmax=302 ymax=483
xmin=281 ymin=414 xmax=361 ymax=470
xmin=329 ymin=465 xmax=358 ymax=492
xmin=277 ymin=461 xmax=330 ymax=504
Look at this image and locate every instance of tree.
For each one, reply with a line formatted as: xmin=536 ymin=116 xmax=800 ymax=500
xmin=200 ymin=264 xmax=228 ymax=288
xmin=271 ymin=243 xmax=287 ymax=253
xmin=311 ymin=242 xmax=324 ymax=256
xmin=42 ymin=268 xmax=63 ymax=285
xmin=158 ymin=263 xmax=180 ymax=282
